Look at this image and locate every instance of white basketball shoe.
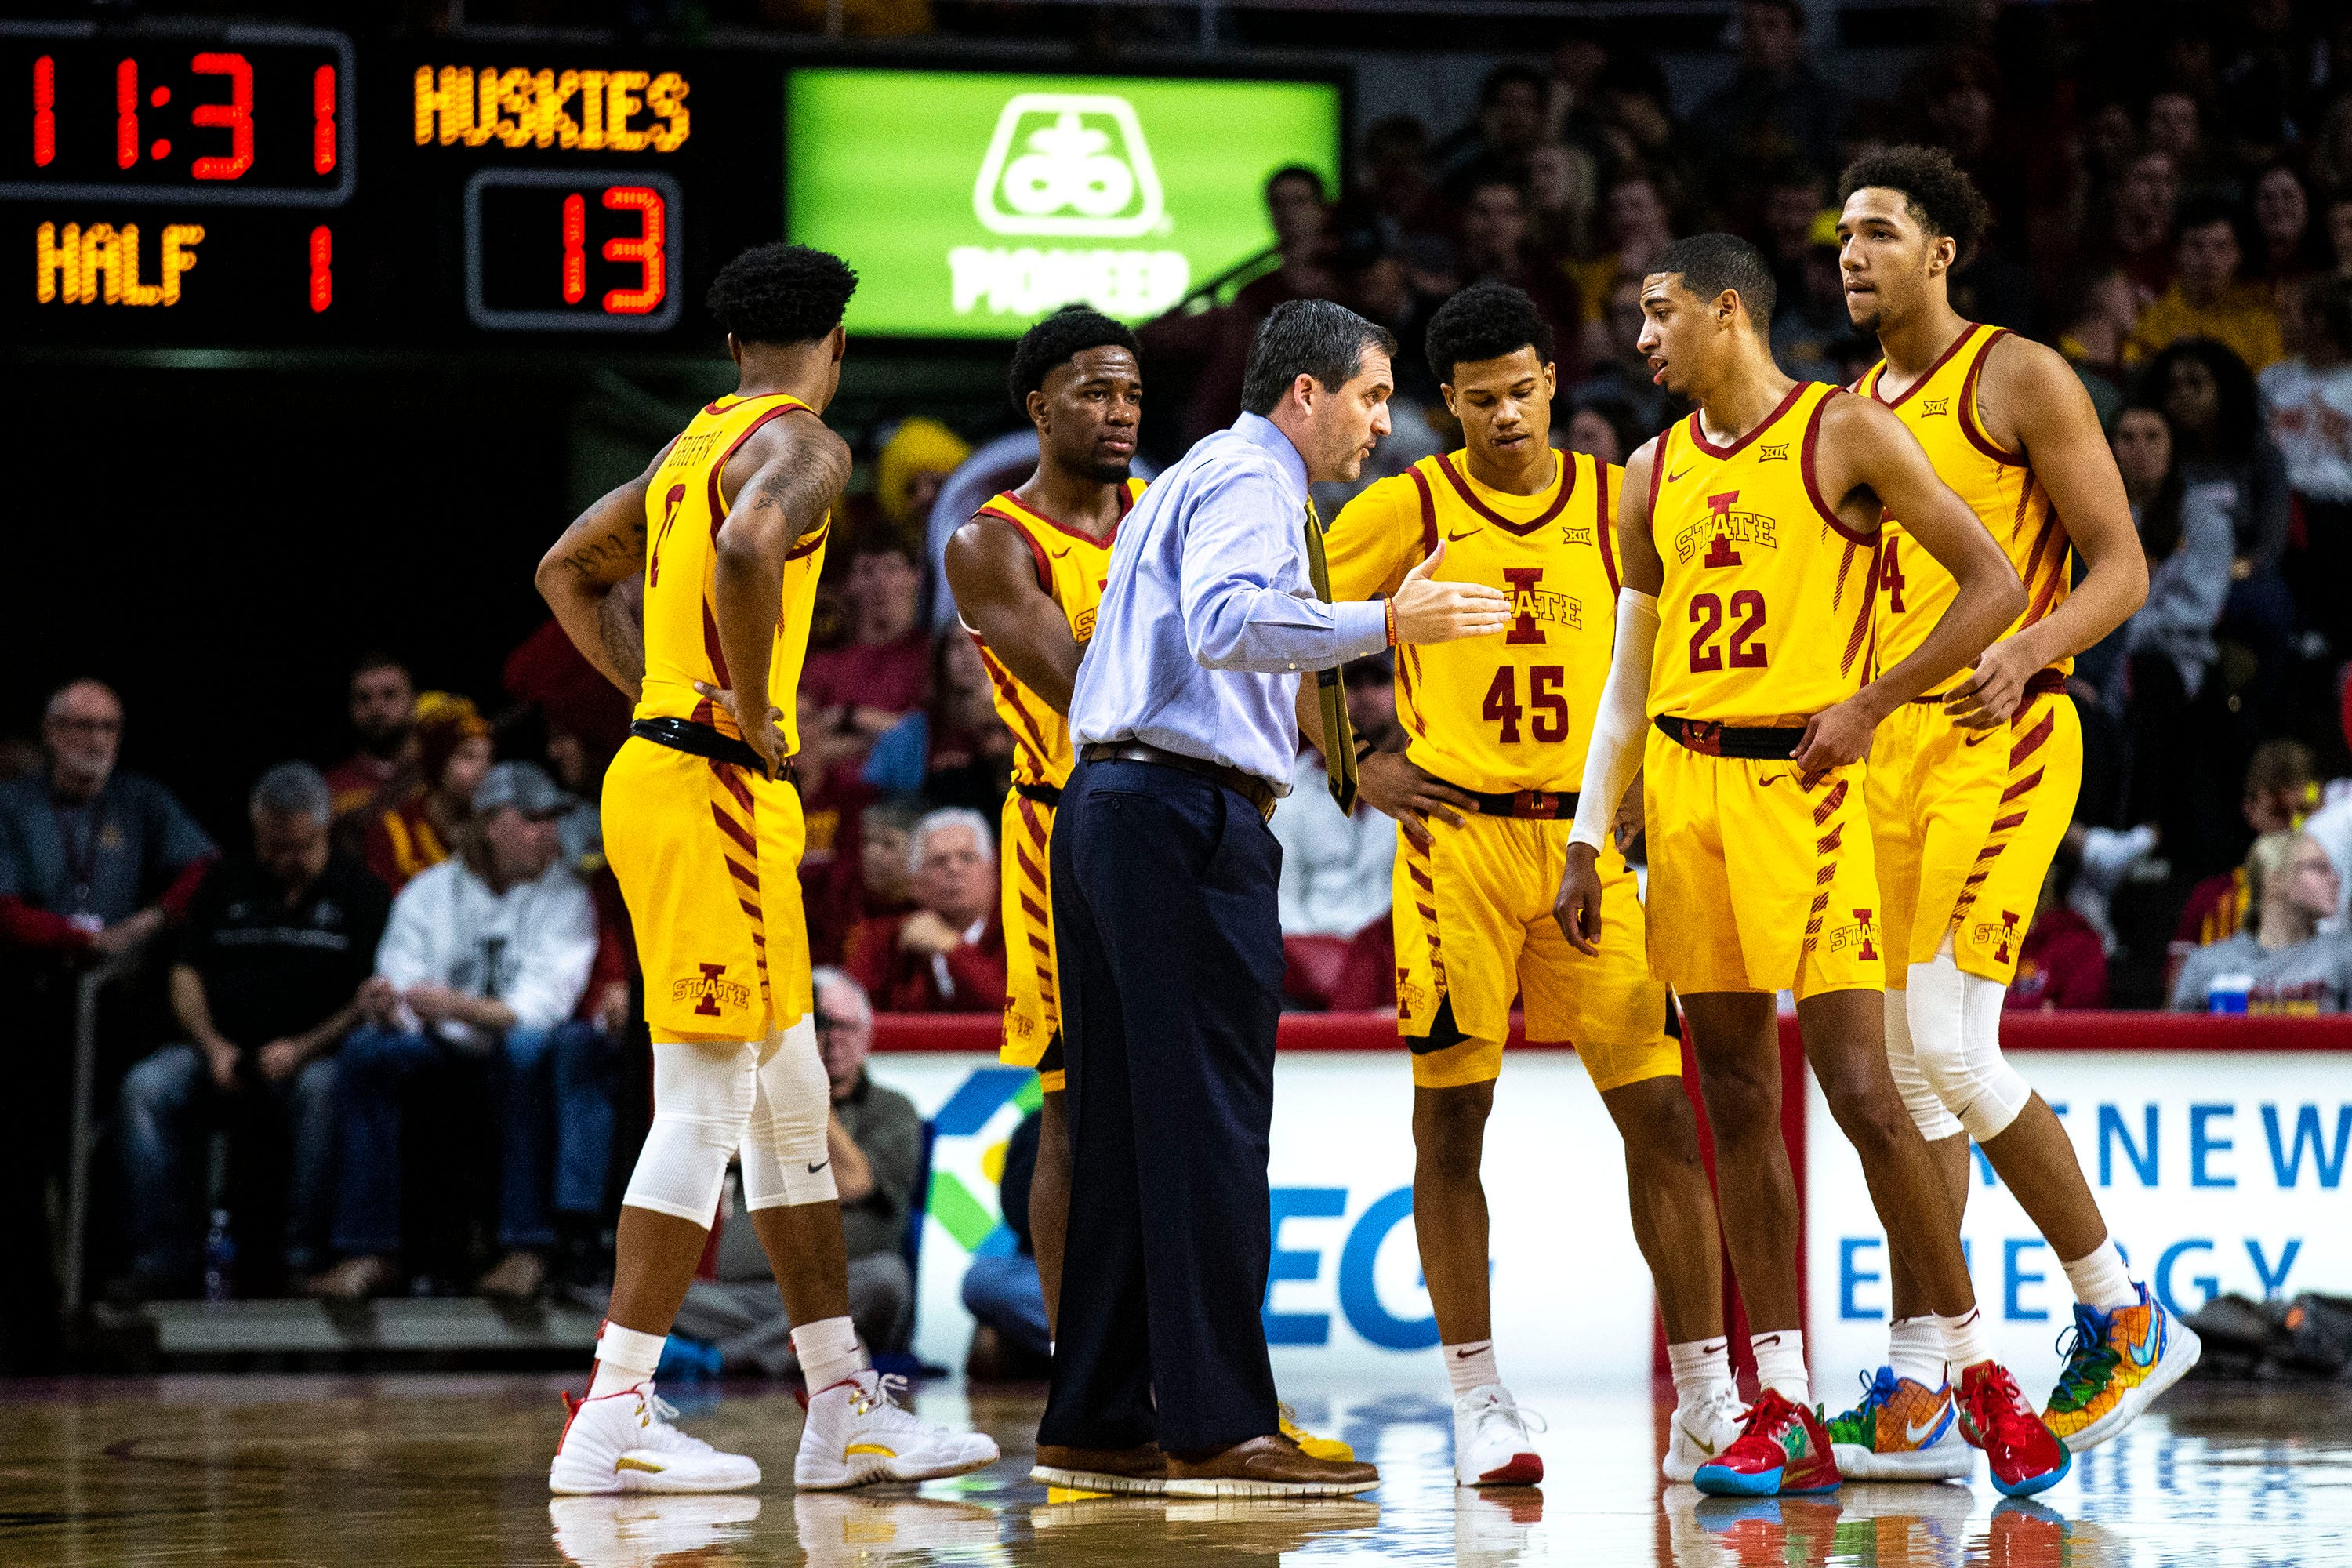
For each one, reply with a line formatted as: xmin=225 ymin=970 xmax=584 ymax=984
xmin=1663 ymin=1387 xmax=1749 ymax=1483
xmin=793 ymin=1371 xmax=1001 ymax=1489
xmin=1453 ymin=1385 xmax=1546 ymax=1486
xmin=548 ymin=1383 xmax=761 ymax=1495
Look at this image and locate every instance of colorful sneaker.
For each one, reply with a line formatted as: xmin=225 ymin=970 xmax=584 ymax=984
xmin=1451 ymin=1385 xmax=1545 ymax=1486
xmin=2041 ymin=1283 xmax=2202 ymax=1451
xmin=1661 ymin=1387 xmax=1746 ymax=1483
xmin=1279 ymin=1402 xmax=1355 ymax=1463
xmin=1824 ymin=1367 xmax=1973 ymax=1480
xmin=1958 ymin=1361 xmax=2070 ymax=1497
xmin=1692 ymin=1389 xmax=1841 ymax=1497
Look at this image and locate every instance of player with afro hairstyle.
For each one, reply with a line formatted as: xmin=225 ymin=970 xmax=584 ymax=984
xmin=705 ymin=242 xmax=860 ymax=347
xmin=1837 ymin=145 xmax=1993 ymax=273
xmin=1006 ymin=303 xmax=1142 ymax=418
xmin=1424 ymin=278 xmax=1557 ymax=387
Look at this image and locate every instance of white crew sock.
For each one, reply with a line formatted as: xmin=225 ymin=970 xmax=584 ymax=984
xmin=1444 ymin=1338 xmax=1500 ymax=1400
xmin=1667 ymin=1337 xmax=1734 ymax=1411
xmin=1887 ymin=1315 xmax=1947 ymax=1390
xmin=1750 ymin=1330 xmax=1809 ymax=1405
xmin=792 ymin=1314 xmax=868 ymax=1393
xmin=2061 ymin=1237 xmax=2140 ymax=1310
xmin=589 ymin=1321 xmax=665 ymax=1399
xmin=1936 ymin=1307 xmax=1993 ymax=1374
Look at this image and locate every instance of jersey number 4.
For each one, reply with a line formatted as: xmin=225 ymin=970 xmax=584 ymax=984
xmin=1875 ymin=535 xmax=1908 ymax=612
xmin=1689 ymin=590 xmax=1767 ymax=672
xmin=1483 ymin=665 xmax=1570 ymax=743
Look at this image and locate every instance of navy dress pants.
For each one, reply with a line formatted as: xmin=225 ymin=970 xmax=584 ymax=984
xmin=1036 ymin=757 xmax=1287 ymax=1455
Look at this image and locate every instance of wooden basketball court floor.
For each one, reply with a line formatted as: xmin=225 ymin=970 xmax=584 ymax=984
xmin=5 ymin=1374 xmax=2348 ymax=1565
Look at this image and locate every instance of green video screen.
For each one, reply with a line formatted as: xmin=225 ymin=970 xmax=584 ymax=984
xmin=786 ymin=68 xmax=1341 ymax=339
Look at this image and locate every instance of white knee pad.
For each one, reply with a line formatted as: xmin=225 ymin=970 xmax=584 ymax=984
xmin=623 ymin=1039 xmax=757 ymax=1224
xmin=1885 ymin=985 xmax=1964 ymax=1142
xmin=740 ymin=1017 xmax=837 ymax=1209
xmin=1907 ymin=954 xmax=2031 ymax=1144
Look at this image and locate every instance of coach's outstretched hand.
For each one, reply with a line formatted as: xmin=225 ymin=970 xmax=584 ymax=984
xmin=1553 ymin=841 xmax=1605 ymax=956
xmin=1389 ymin=539 xmax=1512 ymax=644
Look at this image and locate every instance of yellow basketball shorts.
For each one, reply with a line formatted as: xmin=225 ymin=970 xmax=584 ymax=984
xmin=1642 ymin=726 xmax=1884 ymax=1001
xmin=1393 ymin=812 xmax=1676 ymax=1092
xmin=1867 ymin=688 xmax=2082 ymax=986
xmin=603 ymin=735 xmax=811 ymax=1042
xmin=997 ymin=787 xmax=1065 ymax=1094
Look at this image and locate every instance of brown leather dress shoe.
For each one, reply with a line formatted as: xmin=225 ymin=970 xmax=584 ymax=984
xmin=1031 ymin=1442 xmax=1168 ymax=1496
xmin=1163 ymin=1433 xmax=1380 ymax=1497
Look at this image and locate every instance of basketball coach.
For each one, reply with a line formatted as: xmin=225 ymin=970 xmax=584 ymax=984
xmin=1033 ymin=299 xmax=1512 ymax=1496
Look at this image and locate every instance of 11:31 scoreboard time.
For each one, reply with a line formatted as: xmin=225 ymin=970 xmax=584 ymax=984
xmin=1 ymin=20 xmax=782 ymax=349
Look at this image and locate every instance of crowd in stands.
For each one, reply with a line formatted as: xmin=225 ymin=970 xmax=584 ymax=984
xmin=10 ymin=0 xmax=2352 ymax=1361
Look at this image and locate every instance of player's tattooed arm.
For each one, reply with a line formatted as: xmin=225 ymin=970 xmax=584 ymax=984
xmin=944 ymin=515 xmax=1083 ymax=713
xmin=1942 ymin=334 xmax=2145 ymax=729
xmin=707 ymin=417 xmax=852 ymax=779
xmin=535 ymin=438 xmax=671 ymax=699
xmin=1794 ymin=396 xmax=2023 ymax=779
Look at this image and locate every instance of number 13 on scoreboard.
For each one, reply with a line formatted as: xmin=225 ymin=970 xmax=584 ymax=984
xmin=463 ymin=167 xmax=680 ymax=332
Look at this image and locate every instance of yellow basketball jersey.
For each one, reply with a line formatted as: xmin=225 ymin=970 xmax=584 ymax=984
xmin=1325 ymin=448 xmax=1620 ymax=793
xmin=965 ymin=478 xmax=1145 ymax=789
xmin=1647 ymin=381 xmax=1881 ymax=725
xmin=1859 ymin=324 xmax=2071 ymax=695
xmin=636 ymin=393 xmax=830 ymax=752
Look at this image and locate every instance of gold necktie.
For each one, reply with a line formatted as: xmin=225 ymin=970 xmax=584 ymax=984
xmin=1301 ymin=498 xmax=1360 ymax=815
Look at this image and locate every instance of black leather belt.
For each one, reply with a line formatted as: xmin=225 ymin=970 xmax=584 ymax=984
xmin=1014 ymin=781 xmax=1063 ymax=808
xmin=1654 ymin=714 xmax=1805 ymax=760
xmin=1908 ymin=667 xmax=2069 ymax=706
xmin=631 ymin=717 xmax=796 ymax=784
xmin=1450 ymin=782 xmax=1579 ymax=819
xmin=1080 ymin=741 xmax=1278 ymax=820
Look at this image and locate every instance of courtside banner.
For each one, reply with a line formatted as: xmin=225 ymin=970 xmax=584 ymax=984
xmin=869 ymin=1048 xmax=1651 ymax=1388
xmin=1806 ymin=1048 xmax=2352 ymax=1394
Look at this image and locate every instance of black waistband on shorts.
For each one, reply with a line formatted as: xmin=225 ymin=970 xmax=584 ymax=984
xmin=1441 ymin=779 xmax=1580 ymax=819
xmin=1014 ymin=781 xmax=1063 ymax=809
xmin=1908 ymin=667 xmax=2070 ymax=706
xmin=1653 ymin=713 xmax=1806 ymax=760
xmin=631 ymin=716 xmax=793 ymax=782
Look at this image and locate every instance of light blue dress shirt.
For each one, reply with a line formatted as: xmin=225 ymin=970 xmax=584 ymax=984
xmin=1069 ymin=412 xmax=1391 ymax=792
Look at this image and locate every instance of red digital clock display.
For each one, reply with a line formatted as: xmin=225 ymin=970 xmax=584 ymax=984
xmin=0 ymin=24 xmax=354 ymax=205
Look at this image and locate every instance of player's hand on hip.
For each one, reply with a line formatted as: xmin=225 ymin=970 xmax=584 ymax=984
xmin=1792 ymin=696 xmax=1877 ymax=786
xmin=1941 ymin=636 xmax=2032 ymax=731
xmin=693 ymin=680 xmax=789 ymax=779
xmin=1357 ymin=750 xmax=1478 ymax=851
xmin=1390 ymin=539 xmax=1512 ymax=644
xmin=1553 ymin=841 xmax=1606 ymax=956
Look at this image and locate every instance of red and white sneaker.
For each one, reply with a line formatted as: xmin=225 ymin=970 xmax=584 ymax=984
xmin=548 ymin=1381 xmax=760 ymax=1494
xmin=1691 ymin=1389 xmax=1841 ymax=1497
xmin=1958 ymin=1361 xmax=2071 ymax=1497
xmin=1452 ymin=1385 xmax=1545 ymax=1487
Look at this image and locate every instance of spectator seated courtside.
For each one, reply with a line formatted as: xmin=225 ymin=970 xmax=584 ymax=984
xmin=114 ymin=764 xmax=388 ymax=1300
xmin=844 ymin=807 xmax=1006 ymax=1014
xmin=310 ymin=762 xmax=611 ymax=1303
xmin=2169 ymin=830 xmax=2352 ymax=1014
xmin=671 ymin=967 xmax=924 ymax=1370
xmin=359 ymin=691 xmax=494 ymax=893
xmin=324 ymin=655 xmax=418 ymax=824
xmin=961 ymin=1107 xmax=1051 ymax=1377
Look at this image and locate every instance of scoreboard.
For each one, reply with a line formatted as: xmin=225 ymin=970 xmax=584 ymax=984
xmin=1 ymin=22 xmax=1341 ymax=350
xmin=2 ymin=21 xmax=769 ymax=349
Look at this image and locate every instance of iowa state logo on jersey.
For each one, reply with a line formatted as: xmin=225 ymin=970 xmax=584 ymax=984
xmin=1501 ymin=566 xmax=1583 ymax=644
xmin=1674 ymin=489 xmax=1780 ymax=567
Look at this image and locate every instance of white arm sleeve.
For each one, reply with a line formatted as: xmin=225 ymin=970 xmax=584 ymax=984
xmin=1569 ymin=588 xmax=1661 ymax=853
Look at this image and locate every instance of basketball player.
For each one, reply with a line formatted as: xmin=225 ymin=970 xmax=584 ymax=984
xmin=1554 ymin=234 xmax=2068 ymax=1498
xmin=534 ymin=243 xmax=996 ymax=1494
xmin=1824 ymin=146 xmax=2194 ymax=1478
xmin=945 ymin=306 xmax=1349 ymax=1471
xmin=1309 ymin=281 xmax=1741 ymax=1487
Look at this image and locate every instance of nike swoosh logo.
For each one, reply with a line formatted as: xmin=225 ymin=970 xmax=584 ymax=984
xmin=1963 ymin=731 xmax=1991 ymax=747
xmin=1454 ymin=1347 xmax=1483 ymax=1358
xmin=806 ymin=1160 xmax=829 ymax=1174
xmin=1905 ymin=1406 xmax=1952 ymax=1445
xmin=1668 ymin=468 xmax=1692 ymax=482
xmin=1050 ymin=546 xmax=1070 ymax=559
xmin=1447 ymin=528 xmax=1480 ymax=542
xmin=2129 ymin=1314 xmax=2161 ymax=1367
xmin=1678 ymin=1422 xmax=1720 ymax=1457
xmin=1758 ymin=772 xmax=1788 ymax=786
